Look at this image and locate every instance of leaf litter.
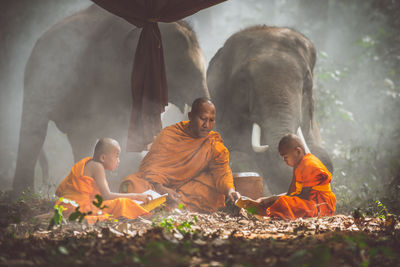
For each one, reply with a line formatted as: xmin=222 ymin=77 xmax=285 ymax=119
xmin=0 ymin=195 xmax=399 ymax=266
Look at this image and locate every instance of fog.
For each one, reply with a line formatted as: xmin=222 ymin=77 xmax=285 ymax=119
xmin=0 ymin=0 xmax=92 ymax=191
xmin=1 ymin=0 xmax=399 ymax=210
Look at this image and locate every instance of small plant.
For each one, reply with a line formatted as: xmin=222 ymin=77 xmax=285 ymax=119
xmin=92 ymin=194 xmax=108 ymax=210
xmin=158 ymin=218 xmax=174 ymax=232
xmin=156 ymin=215 xmax=198 ymax=235
xmin=68 ymin=194 xmax=108 ymax=222
xmin=375 ymin=200 xmax=392 ymax=220
xmin=48 ymin=204 xmax=66 ymax=229
xmin=49 ymin=194 xmax=108 ymax=227
xmin=68 ymin=207 xmax=93 ymax=223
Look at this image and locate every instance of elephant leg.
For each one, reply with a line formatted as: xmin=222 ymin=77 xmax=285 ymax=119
xmin=67 ymin=132 xmax=97 ymax=163
xmin=13 ymin=111 xmax=49 ymax=194
xmin=38 ymin=149 xmax=49 ymax=186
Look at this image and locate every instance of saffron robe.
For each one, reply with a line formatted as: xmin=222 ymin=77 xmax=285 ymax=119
xmin=266 ymin=153 xmax=336 ymax=220
xmin=56 ymin=157 xmax=148 ymax=224
xmin=120 ymin=121 xmax=235 ymax=213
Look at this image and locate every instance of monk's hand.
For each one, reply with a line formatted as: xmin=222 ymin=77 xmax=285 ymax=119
xmin=227 ymin=188 xmax=241 ymax=203
xmin=166 ymin=188 xmax=182 ymax=204
xmin=154 ymin=183 xmax=181 ymax=204
xmin=131 ymin=193 xmax=153 ymax=204
xmin=256 ymin=195 xmax=279 ymax=209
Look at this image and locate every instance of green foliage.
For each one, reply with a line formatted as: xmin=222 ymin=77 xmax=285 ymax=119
xmin=374 ymin=200 xmax=392 ymax=219
xmin=302 ymin=0 xmax=400 ymax=215
xmin=158 ymin=218 xmax=174 ymax=232
xmin=49 ymin=194 xmax=108 ymax=226
xmin=156 ymin=215 xmax=198 ymax=235
xmin=69 ymin=194 xmax=107 ymax=223
xmin=245 ymin=206 xmax=258 ymax=215
xmin=48 ymin=204 xmax=66 ymax=229
xmin=68 ymin=207 xmax=92 ymax=223
xmin=92 ymin=194 xmax=108 ymax=210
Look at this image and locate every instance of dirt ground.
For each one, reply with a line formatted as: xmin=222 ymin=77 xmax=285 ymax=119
xmin=0 ymin=193 xmax=399 ymax=267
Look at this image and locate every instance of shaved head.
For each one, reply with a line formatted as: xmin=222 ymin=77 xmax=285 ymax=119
xmin=188 ymin=98 xmax=216 ymax=138
xmin=93 ymin=138 xmax=121 ymax=160
xmin=278 ymin=133 xmax=305 ymax=155
xmin=190 ymin=97 xmax=214 ymax=115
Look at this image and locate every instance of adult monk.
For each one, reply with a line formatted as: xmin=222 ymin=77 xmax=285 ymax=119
xmin=120 ymin=98 xmax=241 ymax=213
xmin=55 ymin=138 xmax=153 ymax=224
xmin=255 ymin=133 xmax=336 ymax=220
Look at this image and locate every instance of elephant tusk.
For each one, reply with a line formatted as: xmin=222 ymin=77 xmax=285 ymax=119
xmin=296 ymin=127 xmax=311 ymax=154
xmin=251 ymin=123 xmax=269 ymax=153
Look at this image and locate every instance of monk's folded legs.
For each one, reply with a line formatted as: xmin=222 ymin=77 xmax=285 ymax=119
xmin=266 ymin=195 xmax=318 ymax=220
xmin=120 ymin=173 xmax=226 ymax=213
xmin=178 ymin=179 xmax=225 ymax=213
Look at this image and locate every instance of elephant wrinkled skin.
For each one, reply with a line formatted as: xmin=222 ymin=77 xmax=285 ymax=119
xmin=207 ymin=26 xmax=333 ymax=194
xmin=13 ymin=5 xmax=208 ymax=193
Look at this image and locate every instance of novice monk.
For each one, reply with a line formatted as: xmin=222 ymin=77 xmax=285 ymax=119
xmin=120 ymin=98 xmax=240 ymax=213
xmin=256 ymin=133 xmax=336 ymax=220
xmin=55 ymin=138 xmax=153 ymax=224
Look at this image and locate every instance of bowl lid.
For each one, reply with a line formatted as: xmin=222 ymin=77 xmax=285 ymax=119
xmin=233 ymin=172 xmax=260 ymax=177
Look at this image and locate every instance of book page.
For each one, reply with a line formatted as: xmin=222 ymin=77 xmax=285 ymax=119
xmin=133 ymin=189 xmax=168 ymax=205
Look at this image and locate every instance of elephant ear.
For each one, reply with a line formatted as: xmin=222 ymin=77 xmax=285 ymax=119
xmin=207 ymin=47 xmax=228 ymax=119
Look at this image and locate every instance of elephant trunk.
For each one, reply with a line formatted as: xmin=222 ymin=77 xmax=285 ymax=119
xmin=258 ymin=116 xmax=297 ymax=153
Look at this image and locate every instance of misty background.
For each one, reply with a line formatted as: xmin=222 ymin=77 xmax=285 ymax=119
xmin=1 ymin=0 xmax=399 ymax=213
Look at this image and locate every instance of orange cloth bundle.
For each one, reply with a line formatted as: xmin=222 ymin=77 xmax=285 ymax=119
xmin=56 ymin=157 xmax=148 ymax=224
xmin=120 ymin=121 xmax=235 ymax=213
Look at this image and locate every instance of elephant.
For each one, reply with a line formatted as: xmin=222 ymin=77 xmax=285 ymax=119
xmin=207 ymin=25 xmax=333 ymax=194
xmin=13 ymin=4 xmax=209 ymax=193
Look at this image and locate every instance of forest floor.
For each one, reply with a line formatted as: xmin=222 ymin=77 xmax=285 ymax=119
xmin=0 ymin=193 xmax=399 ymax=267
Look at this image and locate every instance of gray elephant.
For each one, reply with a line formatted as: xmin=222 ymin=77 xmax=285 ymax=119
xmin=13 ymin=5 xmax=208 ymax=193
xmin=207 ymin=25 xmax=332 ymax=194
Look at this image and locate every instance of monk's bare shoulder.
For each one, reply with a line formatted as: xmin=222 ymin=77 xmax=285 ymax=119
xmin=83 ymin=160 xmax=105 ymax=178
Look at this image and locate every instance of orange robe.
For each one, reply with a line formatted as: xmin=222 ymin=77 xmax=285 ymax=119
xmin=120 ymin=121 xmax=235 ymax=213
xmin=56 ymin=157 xmax=148 ymax=224
xmin=266 ymin=153 xmax=336 ymax=220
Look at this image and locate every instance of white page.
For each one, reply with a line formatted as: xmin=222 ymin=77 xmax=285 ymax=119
xmin=133 ymin=189 xmax=168 ymax=205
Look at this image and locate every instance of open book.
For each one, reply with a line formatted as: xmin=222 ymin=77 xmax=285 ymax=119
xmin=235 ymin=196 xmax=267 ymax=216
xmin=133 ymin=189 xmax=168 ymax=212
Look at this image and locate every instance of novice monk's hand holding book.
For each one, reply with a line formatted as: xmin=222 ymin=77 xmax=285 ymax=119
xmin=235 ymin=194 xmax=284 ymax=216
xmin=132 ymin=189 xmax=168 ymax=211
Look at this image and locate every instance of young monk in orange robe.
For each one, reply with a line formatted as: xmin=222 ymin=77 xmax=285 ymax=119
xmin=55 ymin=138 xmax=152 ymax=224
xmin=120 ymin=98 xmax=241 ymax=213
xmin=256 ymin=133 xmax=336 ymax=220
